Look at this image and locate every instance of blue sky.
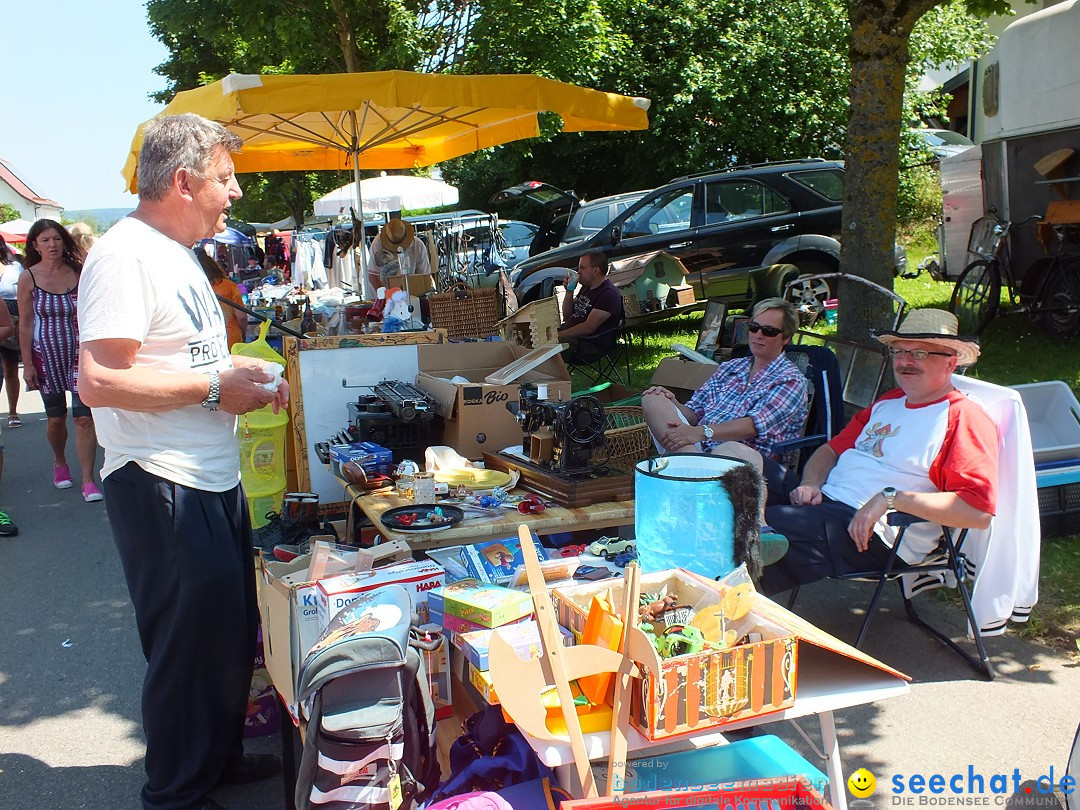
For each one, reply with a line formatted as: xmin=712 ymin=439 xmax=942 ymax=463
xmin=1 ymin=1 xmax=167 ymax=211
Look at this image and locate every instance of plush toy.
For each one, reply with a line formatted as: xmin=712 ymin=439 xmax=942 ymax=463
xmin=381 ymin=289 xmax=412 ymax=333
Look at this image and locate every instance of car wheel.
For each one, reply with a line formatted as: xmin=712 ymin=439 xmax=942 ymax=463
xmin=602 ymin=549 xmax=613 ymax=560
xmin=784 ymin=262 xmax=834 ymax=324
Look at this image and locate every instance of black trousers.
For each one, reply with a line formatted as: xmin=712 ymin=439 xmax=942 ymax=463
xmin=104 ymin=462 xmax=258 ymax=810
xmin=759 ymin=458 xmax=894 ymax=596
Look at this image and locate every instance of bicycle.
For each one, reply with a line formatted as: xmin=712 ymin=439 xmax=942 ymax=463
xmin=948 ymin=209 xmax=1080 ymax=339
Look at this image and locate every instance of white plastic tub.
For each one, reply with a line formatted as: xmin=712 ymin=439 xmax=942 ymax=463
xmin=1011 ymin=381 xmax=1080 ymax=464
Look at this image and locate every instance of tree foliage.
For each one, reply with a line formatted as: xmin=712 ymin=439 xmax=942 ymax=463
xmin=144 ymin=0 xmax=1002 ymax=264
xmin=0 ymin=204 xmax=19 ymax=225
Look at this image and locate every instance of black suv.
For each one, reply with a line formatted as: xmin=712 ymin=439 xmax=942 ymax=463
xmin=508 ymin=159 xmax=887 ymax=305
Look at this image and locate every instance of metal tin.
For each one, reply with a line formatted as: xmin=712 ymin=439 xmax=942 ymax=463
xmin=413 ymin=472 xmax=436 ymax=503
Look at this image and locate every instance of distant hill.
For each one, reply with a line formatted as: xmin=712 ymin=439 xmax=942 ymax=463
xmin=64 ymin=208 xmax=133 ymax=232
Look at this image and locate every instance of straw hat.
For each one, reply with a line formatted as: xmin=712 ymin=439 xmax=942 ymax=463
xmin=378 ymin=218 xmax=415 ymax=251
xmin=874 ymin=308 xmax=980 ymax=367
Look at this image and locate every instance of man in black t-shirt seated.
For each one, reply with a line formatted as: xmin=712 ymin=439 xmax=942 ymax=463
xmin=557 ymin=251 xmax=623 ymax=354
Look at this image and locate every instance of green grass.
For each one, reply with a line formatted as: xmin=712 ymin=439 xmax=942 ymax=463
xmin=599 ymin=270 xmax=1080 ymax=653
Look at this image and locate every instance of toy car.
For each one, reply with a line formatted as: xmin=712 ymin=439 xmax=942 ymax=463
xmin=611 ymin=549 xmax=638 ymax=567
xmin=587 ymin=536 xmax=635 ymax=560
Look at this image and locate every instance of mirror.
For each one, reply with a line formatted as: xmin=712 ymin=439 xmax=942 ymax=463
xmin=609 ymin=225 xmax=622 ymax=246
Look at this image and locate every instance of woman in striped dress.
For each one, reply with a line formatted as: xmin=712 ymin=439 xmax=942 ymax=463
xmin=18 ymin=220 xmax=102 ymax=502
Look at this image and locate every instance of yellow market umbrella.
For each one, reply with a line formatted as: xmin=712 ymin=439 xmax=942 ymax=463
xmin=123 ymin=71 xmax=649 ymax=285
xmin=122 ymin=71 xmax=650 ymax=189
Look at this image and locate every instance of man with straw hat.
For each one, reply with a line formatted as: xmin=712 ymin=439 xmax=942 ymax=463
xmin=368 ymin=216 xmax=430 ymax=291
xmin=759 ymin=308 xmax=998 ymax=595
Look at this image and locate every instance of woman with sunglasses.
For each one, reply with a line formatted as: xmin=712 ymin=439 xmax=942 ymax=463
xmin=642 ymin=297 xmax=809 ymax=464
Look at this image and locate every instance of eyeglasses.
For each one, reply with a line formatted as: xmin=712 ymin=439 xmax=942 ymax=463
xmin=888 ymin=348 xmax=955 ymax=361
xmin=747 ymin=321 xmax=783 ymax=337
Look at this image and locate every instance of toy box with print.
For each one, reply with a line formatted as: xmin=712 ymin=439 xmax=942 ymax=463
xmin=460 ymin=620 xmax=573 ymax=671
xmin=457 ymin=536 xmax=551 ymax=585
xmin=316 ymin=559 xmax=445 ymax=631
xmin=551 ymin=567 xmax=798 ymax=740
xmin=428 ymin=579 xmax=534 ymax=628
xmin=328 ymin=441 xmax=393 ymax=479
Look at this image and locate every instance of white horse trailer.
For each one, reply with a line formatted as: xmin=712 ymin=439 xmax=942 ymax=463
xmin=939 ymin=0 xmax=1080 ymax=285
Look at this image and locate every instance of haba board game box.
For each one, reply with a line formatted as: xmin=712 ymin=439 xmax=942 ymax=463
xmin=428 ymin=579 xmax=534 ymax=628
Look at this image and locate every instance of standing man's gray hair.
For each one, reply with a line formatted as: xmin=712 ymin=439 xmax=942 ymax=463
xmin=137 ymin=113 xmax=243 ymax=202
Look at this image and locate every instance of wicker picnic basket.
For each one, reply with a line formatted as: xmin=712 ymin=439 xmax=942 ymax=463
xmin=599 ymin=406 xmax=653 ymax=472
xmin=427 ymin=283 xmax=501 ymax=339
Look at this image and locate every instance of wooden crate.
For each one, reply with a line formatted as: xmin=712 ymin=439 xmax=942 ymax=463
xmin=667 ymin=285 xmax=697 ymax=307
xmin=497 ymin=297 xmax=560 ymax=348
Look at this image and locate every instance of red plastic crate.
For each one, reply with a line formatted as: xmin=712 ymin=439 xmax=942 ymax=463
xmin=561 ymin=775 xmax=833 ymax=810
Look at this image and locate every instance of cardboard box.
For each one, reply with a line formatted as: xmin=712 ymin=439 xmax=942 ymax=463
xmin=551 ymin=568 xmax=908 ymax=741
xmin=460 ymin=619 xmax=573 ymax=671
xmin=256 ymin=554 xmax=354 ymax=722
xmin=415 ymin=343 xmax=571 ymax=459
xmin=316 ymin=560 xmax=445 ymax=630
xmin=429 ymin=579 xmax=534 ymax=628
xmin=385 ymin=271 xmax=436 ymax=297
xmin=649 ymin=356 xmax=717 ymax=403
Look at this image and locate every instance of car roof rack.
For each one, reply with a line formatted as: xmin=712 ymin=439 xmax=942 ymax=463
xmin=668 ymin=157 xmax=830 ymax=184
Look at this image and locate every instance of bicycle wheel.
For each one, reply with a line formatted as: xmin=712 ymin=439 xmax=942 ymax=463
xmin=949 ymin=260 xmax=1000 ymax=336
xmin=1037 ymin=261 xmax=1080 ymax=340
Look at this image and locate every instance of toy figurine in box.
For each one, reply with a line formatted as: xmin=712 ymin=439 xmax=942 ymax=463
xmin=457 ymin=536 xmax=550 ymax=586
xmin=551 ymin=566 xmax=798 ymax=740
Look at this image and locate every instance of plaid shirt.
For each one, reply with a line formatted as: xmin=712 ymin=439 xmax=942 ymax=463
xmin=686 ymin=354 xmax=809 ymax=462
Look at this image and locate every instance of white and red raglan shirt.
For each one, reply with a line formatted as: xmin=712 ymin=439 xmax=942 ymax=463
xmin=821 ymin=388 xmax=999 ymax=562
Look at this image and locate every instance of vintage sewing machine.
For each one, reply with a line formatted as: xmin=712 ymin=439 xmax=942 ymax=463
xmin=484 ymin=385 xmax=633 ymax=506
xmin=513 ymin=384 xmax=610 ymax=475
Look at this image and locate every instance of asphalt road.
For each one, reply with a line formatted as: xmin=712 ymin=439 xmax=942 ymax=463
xmin=0 ymin=390 xmax=1076 ymax=809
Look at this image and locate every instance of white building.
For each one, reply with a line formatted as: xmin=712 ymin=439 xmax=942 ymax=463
xmin=0 ymin=158 xmax=62 ymax=222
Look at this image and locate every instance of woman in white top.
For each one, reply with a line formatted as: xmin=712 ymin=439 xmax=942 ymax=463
xmin=0 ymin=236 xmax=23 ymax=427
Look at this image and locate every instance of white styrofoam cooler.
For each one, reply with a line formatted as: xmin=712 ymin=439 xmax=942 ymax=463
xmin=1011 ymin=381 xmax=1080 ymax=464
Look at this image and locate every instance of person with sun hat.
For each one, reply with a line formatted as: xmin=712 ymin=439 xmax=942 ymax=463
xmin=759 ymin=308 xmax=998 ymax=595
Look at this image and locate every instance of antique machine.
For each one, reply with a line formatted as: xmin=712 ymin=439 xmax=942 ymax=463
xmin=512 ymin=383 xmax=610 ymax=476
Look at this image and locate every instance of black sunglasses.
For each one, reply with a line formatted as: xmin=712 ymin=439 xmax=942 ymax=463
xmin=747 ymin=321 xmax=783 ymax=337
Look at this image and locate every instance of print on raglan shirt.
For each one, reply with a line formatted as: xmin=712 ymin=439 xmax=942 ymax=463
xmin=177 ymin=283 xmax=229 ymax=369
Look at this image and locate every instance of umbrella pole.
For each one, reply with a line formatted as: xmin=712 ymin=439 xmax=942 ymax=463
xmin=216 ymin=293 xmax=305 ymax=339
xmin=352 ymin=153 xmax=370 ymax=293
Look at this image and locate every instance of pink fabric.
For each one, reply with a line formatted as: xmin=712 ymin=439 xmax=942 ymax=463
xmin=426 ymin=791 xmax=515 ymax=810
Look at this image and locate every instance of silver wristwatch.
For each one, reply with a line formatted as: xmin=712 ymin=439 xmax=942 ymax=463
xmin=882 ymin=486 xmax=898 ymax=510
xmin=702 ymin=424 xmax=714 ymax=441
xmin=202 ymin=371 xmax=221 ymax=411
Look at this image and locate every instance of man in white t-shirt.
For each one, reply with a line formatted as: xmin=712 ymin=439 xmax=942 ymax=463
xmin=758 ymin=309 xmax=999 ymax=596
xmin=78 ymin=114 xmax=288 ymax=810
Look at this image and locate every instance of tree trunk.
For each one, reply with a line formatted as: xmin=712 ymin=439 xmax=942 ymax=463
xmin=840 ymin=0 xmax=938 ymax=340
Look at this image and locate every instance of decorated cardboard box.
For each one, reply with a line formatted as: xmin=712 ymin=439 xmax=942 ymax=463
xmin=460 ymin=620 xmax=573 ymax=671
xmin=418 ymin=622 xmax=452 ymax=721
xmin=551 ymin=568 xmax=908 ymax=741
xmin=428 ymin=579 xmax=534 ymax=628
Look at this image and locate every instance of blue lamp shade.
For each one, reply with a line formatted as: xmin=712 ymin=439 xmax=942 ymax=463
xmin=634 ymin=454 xmax=748 ymax=579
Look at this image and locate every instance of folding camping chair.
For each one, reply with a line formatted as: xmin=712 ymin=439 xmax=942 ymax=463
xmin=786 ymin=376 xmax=1041 ymax=681
xmin=564 ymin=307 xmax=633 ymax=389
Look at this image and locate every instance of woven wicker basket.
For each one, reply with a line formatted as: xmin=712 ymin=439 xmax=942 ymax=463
xmin=427 ymin=283 xmax=501 ymax=339
xmin=599 ymin=405 xmax=652 ymax=472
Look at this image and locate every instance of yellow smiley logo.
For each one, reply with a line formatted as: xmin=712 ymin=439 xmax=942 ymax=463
xmin=848 ymin=768 xmax=877 ymax=798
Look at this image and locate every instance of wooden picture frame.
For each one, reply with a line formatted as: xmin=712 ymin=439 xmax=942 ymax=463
xmin=283 ymin=331 xmax=447 ymax=512
xmin=695 ymin=300 xmax=728 ymax=358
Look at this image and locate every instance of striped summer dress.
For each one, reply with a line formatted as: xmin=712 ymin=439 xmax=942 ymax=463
xmin=28 ymin=268 xmax=79 ymax=395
